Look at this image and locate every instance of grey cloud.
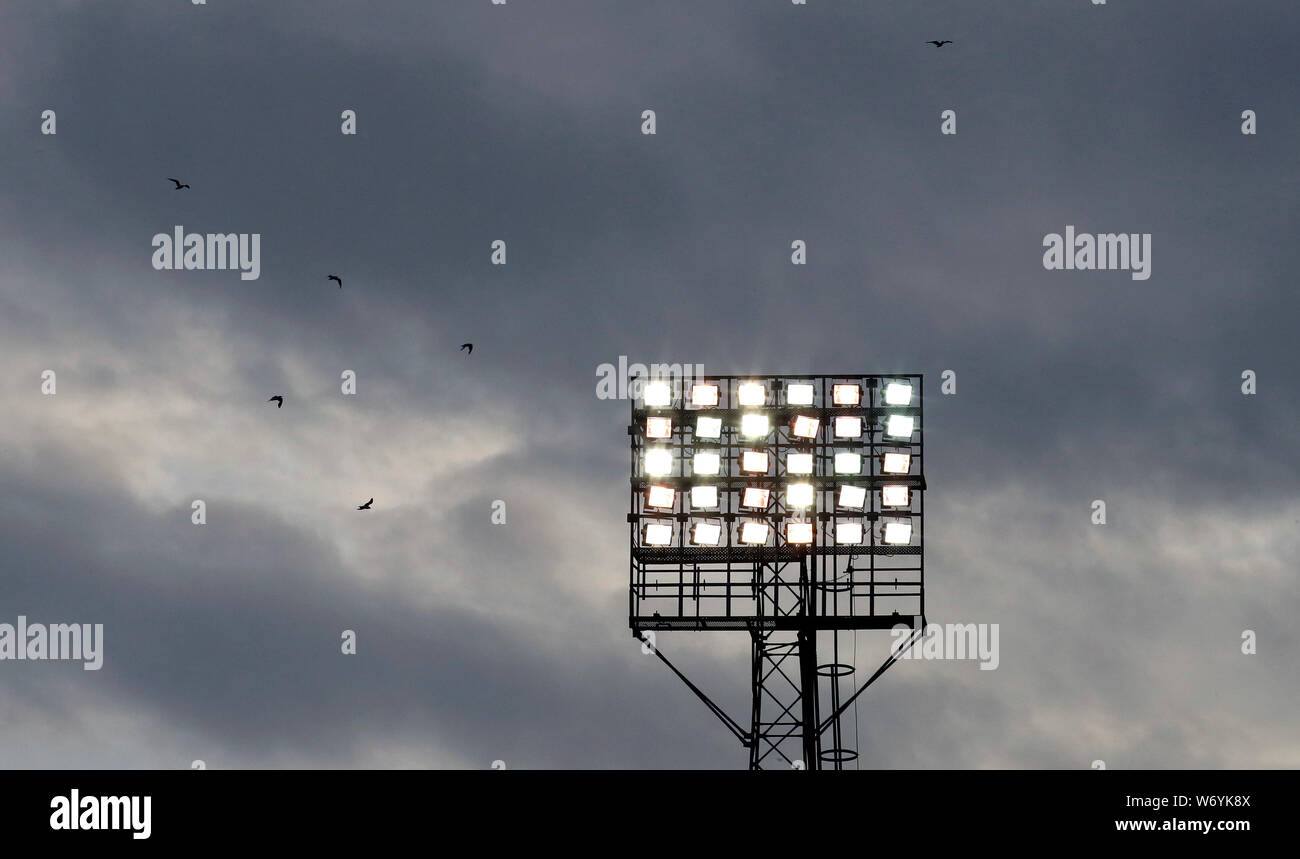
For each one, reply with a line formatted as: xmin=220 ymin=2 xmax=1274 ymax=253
xmin=1 ymin=0 xmax=1297 ymax=768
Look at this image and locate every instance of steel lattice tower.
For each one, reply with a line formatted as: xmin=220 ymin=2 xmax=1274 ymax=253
xmin=629 ymin=374 xmax=926 ymax=770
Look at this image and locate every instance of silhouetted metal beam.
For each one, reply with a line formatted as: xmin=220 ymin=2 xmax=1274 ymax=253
xmin=635 ymin=632 xmax=749 ymax=745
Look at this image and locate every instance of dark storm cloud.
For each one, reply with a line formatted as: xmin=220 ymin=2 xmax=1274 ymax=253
xmin=0 ymin=455 xmax=749 ymax=768
xmin=1 ymin=0 xmax=1297 ymax=768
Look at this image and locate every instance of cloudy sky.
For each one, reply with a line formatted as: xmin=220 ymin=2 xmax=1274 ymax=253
xmin=1 ymin=0 xmax=1296 ymax=769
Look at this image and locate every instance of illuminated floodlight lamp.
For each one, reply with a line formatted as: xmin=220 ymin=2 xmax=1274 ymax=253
xmin=786 ymin=383 xmax=815 ymax=406
xmin=691 ymin=522 xmax=722 ymax=546
xmin=832 ymin=384 xmax=861 ymax=406
xmin=791 ymin=415 xmax=820 ymax=439
xmin=691 ymin=383 xmax=719 ymax=407
xmin=886 ymin=414 xmax=914 ymax=439
xmin=644 ymin=448 xmax=673 ymax=476
xmin=838 ymin=485 xmax=867 ymax=509
xmin=643 ymin=380 xmax=672 ymax=407
xmin=741 ymin=450 xmax=770 ymax=473
xmin=882 ymin=452 xmax=911 ymax=474
xmin=741 ymin=413 xmax=770 ymax=438
xmin=692 ymin=452 xmax=721 ymax=475
xmin=690 ymin=485 xmax=718 ymax=508
xmin=742 ymin=487 xmax=772 ymax=509
xmin=884 ymin=381 xmax=912 ymax=406
xmin=883 ymin=521 xmax=913 ymax=545
xmin=696 ymin=416 xmax=723 ymax=439
xmin=834 ymin=452 xmax=861 ymax=474
xmin=737 ymin=382 xmax=766 ymax=406
xmin=643 ymin=522 xmax=673 ymax=546
xmin=740 ymin=521 xmax=770 ymax=544
xmin=785 ymin=522 xmax=814 ymax=544
xmin=834 ymin=416 xmax=862 ymax=438
xmin=646 ymin=485 xmax=676 ymax=509
xmin=646 ymin=416 xmax=672 ymax=439
xmin=786 ymin=483 xmax=815 ymax=508
xmin=787 ymin=452 xmax=814 ymax=475
xmin=882 ymin=485 xmax=910 ymax=507
xmin=835 ymin=521 xmax=864 ymax=545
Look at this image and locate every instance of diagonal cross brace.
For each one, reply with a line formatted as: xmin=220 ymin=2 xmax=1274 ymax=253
xmin=636 ymin=632 xmax=750 ymax=746
xmin=816 ymin=619 xmax=927 ymax=737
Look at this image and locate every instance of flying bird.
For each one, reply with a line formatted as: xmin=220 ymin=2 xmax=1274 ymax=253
xmin=926 ymin=40 xmax=953 ymax=47
xmin=356 ymin=498 xmax=373 ymax=510
xmin=167 ymin=177 xmax=190 ymax=189
xmin=268 ymin=395 xmax=283 ymax=408
xmin=460 ymin=343 xmax=473 ymax=354
xmin=327 ymin=275 xmax=343 ymax=288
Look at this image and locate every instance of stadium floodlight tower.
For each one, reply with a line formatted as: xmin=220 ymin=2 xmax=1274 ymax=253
xmin=629 ymin=374 xmax=926 ymax=770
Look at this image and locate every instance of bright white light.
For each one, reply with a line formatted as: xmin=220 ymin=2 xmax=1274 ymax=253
xmin=882 ymin=485 xmax=910 ymax=507
xmin=647 ymin=485 xmax=676 ymax=508
xmin=693 ymin=452 xmax=721 ymax=475
xmin=740 ymin=521 xmax=770 ymax=544
xmin=786 ymin=483 xmax=815 ymax=508
xmin=883 ymin=522 xmax=912 ymax=545
xmin=832 ymin=384 xmax=861 ymax=406
xmin=834 ymin=416 xmax=862 ymax=438
xmin=644 ymin=523 xmax=672 ymax=545
xmin=791 ymin=415 xmax=820 ymax=438
xmin=646 ymin=416 xmax=672 ymax=439
xmin=696 ymin=416 xmax=723 ymax=439
xmin=691 ymin=485 xmax=718 ymax=508
xmin=742 ymin=487 xmax=771 ymax=509
xmin=787 ymin=383 xmax=815 ymax=405
xmin=838 ymin=485 xmax=867 ymax=509
xmin=737 ymin=382 xmax=766 ymax=406
xmin=690 ymin=384 xmax=719 ymax=407
xmin=643 ymin=380 xmax=672 ymax=407
xmin=741 ymin=451 xmax=770 ymax=473
xmin=834 ymin=452 xmax=861 ymax=474
xmin=835 ymin=522 xmax=864 ymax=545
xmin=886 ymin=415 xmax=914 ymax=438
xmin=787 ymin=452 xmax=814 ymax=475
xmin=786 ymin=522 xmax=814 ymax=544
xmin=644 ymin=449 xmax=673 ymax=476
xmin=741 ymin=413 xmax=770 ymax=438
xmin=691 ymin=522 xmax=721 ymax=546
xmin=882 ymin=452 xmax=911 ymax=474
xmin=884 ymin=382 xmax=912 ymax=406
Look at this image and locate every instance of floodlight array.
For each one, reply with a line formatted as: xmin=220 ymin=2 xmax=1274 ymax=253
xmin=631 ymin=376 xmax=921 ymax=552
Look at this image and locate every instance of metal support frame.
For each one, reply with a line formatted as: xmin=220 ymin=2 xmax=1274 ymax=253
xmin=629 ymin=374 xmax=926 ymax=769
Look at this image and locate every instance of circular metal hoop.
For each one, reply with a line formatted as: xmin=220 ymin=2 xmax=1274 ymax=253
xmin=819 ymin=747 xmax=859 ymax=764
